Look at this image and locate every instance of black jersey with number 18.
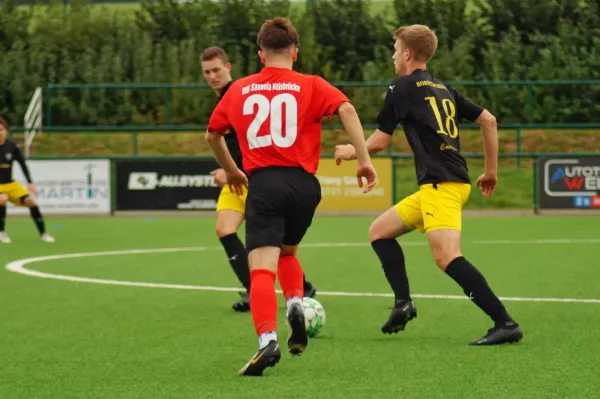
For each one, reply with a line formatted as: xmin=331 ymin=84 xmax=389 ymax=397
xmin=376 ymin=69 xmax=484 ymax=186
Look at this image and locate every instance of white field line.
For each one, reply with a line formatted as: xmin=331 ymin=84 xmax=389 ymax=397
xmin=5 ymin=241 xmax=600 ymax=304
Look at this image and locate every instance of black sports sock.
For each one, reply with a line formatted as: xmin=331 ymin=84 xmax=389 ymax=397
xmin=371 ymin=239 xmax=411 ymax=302
xmin=303 ymin=274 xmax=313 ymax=292
xmin=219 ymin=233 xmax=250 ymax=290
xmin=0 ymin=205 xmax=6 ymax=231
xmin=445 ymin=256 xmax=513 ymax=326
xmin=29 ymin=206 xmax=46 ymax=235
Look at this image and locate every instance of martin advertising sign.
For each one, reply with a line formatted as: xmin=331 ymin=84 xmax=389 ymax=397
xmin=7 ymin=160 xmax=111 ymax=215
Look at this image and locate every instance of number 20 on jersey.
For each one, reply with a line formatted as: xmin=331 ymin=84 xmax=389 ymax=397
xmin=244 ymin=93 xmax=298 ymax=149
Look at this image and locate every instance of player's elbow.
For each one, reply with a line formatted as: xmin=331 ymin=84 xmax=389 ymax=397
xmin=371 ymin=130 xmax=392 ymax=152
xmin=477 ymin=110 xmax=497 ymax=128
xmin=337 ymin=101 xmax=357 ymax=119
xmin=377 ymin=136 xmax=392 ymax=152
xmin=205 ymin=130 xmax=220 ymax=143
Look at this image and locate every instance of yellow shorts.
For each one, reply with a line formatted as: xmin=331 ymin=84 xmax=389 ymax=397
xmin=395 ymin=182 xmax=471 ymax=233
xmin=216 ymin=184 xmax=248 ymax=214
xmin=0 ymin=181 xmax=30 ymax=207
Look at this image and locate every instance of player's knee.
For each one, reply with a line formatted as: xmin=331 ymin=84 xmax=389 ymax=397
xmin=0 ymin=194 xmax=8 ymax=206
xmin=23 ymin=196 xmax=36 ymax=207
xmin=280 ymin=245 xmax=298 ymax=257
xmin=432 ymin=250 xmax=461 ymax=271
xmin=215 ymin=218 xmax=238 ymax=238
xmin=215 ymin=210 xmax=244 ymax=238
xmin=248 ymin=247 xmax=279 ymax=273
xmin=428 ymin=229 xmax=462 ymax=270
xmin=368 ymin=221 xmax=389 ymax=242
xmin=433 ymin=254 xmax=449 ymax=270
xmin=215 ymin=224 xmax=237 ymax=238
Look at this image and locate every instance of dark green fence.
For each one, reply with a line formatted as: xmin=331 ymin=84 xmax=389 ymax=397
xmin=10 ymin=122 xmax=600 ymax=168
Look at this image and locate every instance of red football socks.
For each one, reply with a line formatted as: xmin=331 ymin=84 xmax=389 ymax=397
xmin=249 ymin=269 xmax=277 ymax=336
xmin=249 ymin=257 xmax=304 ymax=337
xmin=277 ymin=255 xmax=304 ymax=300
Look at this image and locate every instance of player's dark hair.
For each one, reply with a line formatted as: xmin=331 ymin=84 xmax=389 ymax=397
xmin=257 ymin=17 xmax=299 ymax=51
xmin=0 ymin=116 xmax=8 ymax=130
xmin=200 ymin=46 xmax=229 ymax=64
xmin=393 ymin=24 xmax=438 ymax=62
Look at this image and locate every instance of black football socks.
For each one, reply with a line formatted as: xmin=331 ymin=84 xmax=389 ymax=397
xmin=445 ymin=256 xmax=513 ymax=326
xmin=220 ymin=233 xmax=251 ymax=290
xmin=0 ymin=205 xmax=6 ymax=231
xmin=29 ymin=206 xmax=46 ymax=235
xmin=371 ymin=239 xmax=411 ymax=302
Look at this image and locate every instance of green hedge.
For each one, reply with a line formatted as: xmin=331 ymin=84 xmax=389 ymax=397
xmin=1 ymin=0 xmax=599 ymax=126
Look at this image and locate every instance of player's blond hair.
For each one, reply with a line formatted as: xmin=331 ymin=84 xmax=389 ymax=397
xmin=393 ymin=25 xmax=438 ymax=62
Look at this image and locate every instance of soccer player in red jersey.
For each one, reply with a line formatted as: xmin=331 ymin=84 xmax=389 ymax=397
xmin=206 ymin=17 xmax=377 ymax=376
xmin=201 ymin=46 xmax=318 ymax=313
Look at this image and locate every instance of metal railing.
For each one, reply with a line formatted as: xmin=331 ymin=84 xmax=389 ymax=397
xmin=9 ymin=122 xmax=600 ymax=168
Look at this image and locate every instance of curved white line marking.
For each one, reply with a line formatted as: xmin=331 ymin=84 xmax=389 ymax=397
xmin=474 ymin=238 xmax=600 ymax=245
xmin=5 ymin=243 xmax=600 ymax=304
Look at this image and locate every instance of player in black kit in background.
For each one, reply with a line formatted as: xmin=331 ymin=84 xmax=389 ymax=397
xmin=0 ymin=117 xmax=55 ymax=244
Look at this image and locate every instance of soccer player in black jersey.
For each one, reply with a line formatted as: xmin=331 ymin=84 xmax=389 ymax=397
xmin=0 ymin=117 xmax=55 ymax=244
xmin=335 ymin=25 xmax=522 ymax=345
xmin=201 ymin=47 xmax=317 ymax=312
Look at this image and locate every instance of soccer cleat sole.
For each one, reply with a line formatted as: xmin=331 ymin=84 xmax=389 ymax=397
xmin=382 ymin=309 xmax=417 ymax=334
xmin=232 ymin=292 xmax=250 ymax=312
xmin=469 ymin=326 xmax=524 ymax=346
xmin=232 ymin=301 xmax=250 ymax=312
xmin=382 ymin=321 xmax=408 ymax=334
xmin=505 ymin=328 xmax=524 ymax=344
xmin=238 ymin=345 xmax=281 ymax=376
xmin=287 ymin=306 xmax=308 ymax=356
xmin=238 ymin=354 xmax=281 ymax=376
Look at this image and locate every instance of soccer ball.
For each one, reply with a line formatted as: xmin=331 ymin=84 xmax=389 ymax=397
xmin=303 ymin=297 xmax=326 ymax=337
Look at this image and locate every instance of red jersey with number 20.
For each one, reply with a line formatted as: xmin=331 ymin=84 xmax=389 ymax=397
xmin=207 ymin=67 xmax=350 ymax=175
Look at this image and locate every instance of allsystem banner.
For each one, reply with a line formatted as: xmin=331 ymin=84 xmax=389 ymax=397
xmin=315 ymin=158 xmax=393 ymax=211
xmin=538 ymin=157 xmax=600 ymax=209
xmin=7 ymin=160 xmax=111 ymax=215
xmin=115 ymin=159 xmax=221 ymax=210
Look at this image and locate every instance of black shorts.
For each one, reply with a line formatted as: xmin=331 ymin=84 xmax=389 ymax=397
xmin=245 ymin=166 xmax=321 ymax=252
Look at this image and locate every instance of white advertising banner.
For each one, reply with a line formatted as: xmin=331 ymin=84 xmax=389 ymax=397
xmin=7 ymin=160 xmax=111 ymax=215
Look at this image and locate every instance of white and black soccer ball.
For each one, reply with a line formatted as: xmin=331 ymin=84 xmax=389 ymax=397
xmin=303 ymin=297 xmax=326 ymax=337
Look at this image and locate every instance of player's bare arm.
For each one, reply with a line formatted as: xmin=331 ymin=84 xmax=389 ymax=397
xmin=474 ymin=110 xmax=498 ymax=198
xmin=336 ymin=102 xmax=378 ymax=192
xmin=205 ymin=130 xmax=248 ymax=195
xmin=335 ymin=129 xmax=392 ymax=163
xmin=210 ymin=168 xmax=228 ymax=187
